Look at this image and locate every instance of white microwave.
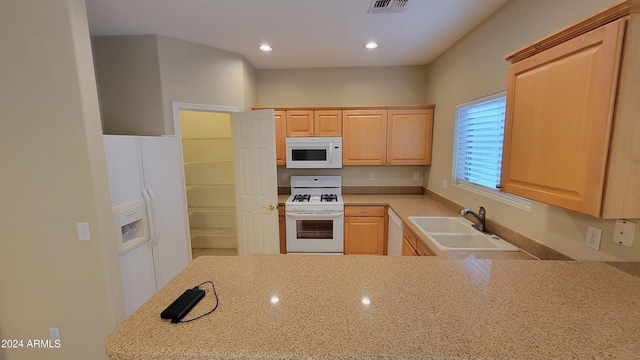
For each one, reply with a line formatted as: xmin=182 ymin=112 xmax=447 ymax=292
xmin=286 ymin=137 xmax=342 ymax=169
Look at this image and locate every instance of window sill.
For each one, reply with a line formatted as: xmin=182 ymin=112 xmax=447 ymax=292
xmin=454 ymin=181 xmax=532 ymax=211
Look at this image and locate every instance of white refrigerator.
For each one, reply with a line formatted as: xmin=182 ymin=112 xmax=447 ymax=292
xmin=103 ymin=135 xmax=190 ymax=316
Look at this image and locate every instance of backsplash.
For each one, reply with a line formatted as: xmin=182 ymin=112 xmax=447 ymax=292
xmin=276 ymin=165 xmax=427 ymax=187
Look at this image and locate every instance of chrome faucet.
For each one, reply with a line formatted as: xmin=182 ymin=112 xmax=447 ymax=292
xmin=460 ymin=206 xmax=488 ymax=233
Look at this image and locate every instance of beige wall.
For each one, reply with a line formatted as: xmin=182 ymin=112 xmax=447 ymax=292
xmin=242 ymin=58 xmax=258 ymax=111
xmin=257 ymin=66 xmax=431 ymax=187
xmin=93 ymin=35 xmax=257 ymax=136
xmin=156 ymin=36 xmax=250 ymax=134
xmin=257 ymin=66 xmax=428 ymax=107
xmin=92 ymin=35 xmax=165 ymax=135
xmin=424 ymin=0 xmax=640 ymax=261
xmin=0 ymin=1 xmax=123 ymax=359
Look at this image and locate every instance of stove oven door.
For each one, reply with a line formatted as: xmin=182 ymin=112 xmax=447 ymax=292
xmin=285 ymin=212 xmax=344 ymax=254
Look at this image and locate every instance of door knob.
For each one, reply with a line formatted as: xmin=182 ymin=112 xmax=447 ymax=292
xmin=262 ymin=204 xmax=276 ymax=211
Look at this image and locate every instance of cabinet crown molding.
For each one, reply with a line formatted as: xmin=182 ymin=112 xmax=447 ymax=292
xmin=506 ymin=0 xmax=640 ymax=63
xmin=252 ymin=105 xmax=435 ymax=111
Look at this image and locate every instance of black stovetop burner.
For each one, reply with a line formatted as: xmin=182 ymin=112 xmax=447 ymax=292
xmin=321 ymin=194 xmax=338 ymax=202
xmin=292 ymin=194 xmax=310 ymax=202
xmin=291 ymin=194 xmax=338 ymax=202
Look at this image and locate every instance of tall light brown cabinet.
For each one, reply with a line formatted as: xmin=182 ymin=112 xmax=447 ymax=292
xmin=500 ymin=1 xmax=640 ymax=219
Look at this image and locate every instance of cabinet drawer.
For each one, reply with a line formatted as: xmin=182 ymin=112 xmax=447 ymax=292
xmin=345 ymin=206 xmax=385 ymax=217
xmin=402 ymin=225 xmax=417 ymax=249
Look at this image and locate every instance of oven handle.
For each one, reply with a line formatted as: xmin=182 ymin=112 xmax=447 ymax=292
xmin=286 ymin=212 xmax=344 ymax=219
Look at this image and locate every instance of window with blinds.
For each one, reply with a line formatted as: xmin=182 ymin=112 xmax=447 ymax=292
xmin=453 ymin=92 xmax=506 ymax=190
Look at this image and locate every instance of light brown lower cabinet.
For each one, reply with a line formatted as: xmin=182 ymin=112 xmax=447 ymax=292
xmin=402 ymin=224 xmax=433 ymax=256
xmin=402 ymin=237 xmax=419 ymax=256
xmin=344 ymin=206 xmax=386 ymax=255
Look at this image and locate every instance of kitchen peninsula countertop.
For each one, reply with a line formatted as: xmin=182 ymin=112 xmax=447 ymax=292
xmin=106 ymin=255 xmax=640 ymax=360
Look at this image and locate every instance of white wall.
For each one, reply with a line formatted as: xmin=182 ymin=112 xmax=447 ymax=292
xmin=424 ymin=0 xmax=640 ymax=261
xmin=0 ymin=1 xmax=124 ymax=359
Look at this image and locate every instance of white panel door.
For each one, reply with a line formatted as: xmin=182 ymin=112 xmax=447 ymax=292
xmin=139 ymin=136 xmax=190 ymax=289
xmin=231 ymin=110 xmax=279 ymax=255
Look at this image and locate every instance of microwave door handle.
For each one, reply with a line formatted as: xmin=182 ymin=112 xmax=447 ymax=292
xmin=328 ymin=145 xmax=333 ymax=165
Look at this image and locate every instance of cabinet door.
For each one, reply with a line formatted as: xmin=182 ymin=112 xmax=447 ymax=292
xmin=342 ymin=110 xmax=388 ymax=165
xmin=501 ymin=20 xmax=625 ymax=216
xmin=387 ymin=109 xmax=433 ymax=165
xmin=416 ymin=240 xmax=433 ymax=256
xmin=401 ymin=237 xmax=418 ymax=256
xmin=274 ymin=111 xmax=286 ymax=165
xmin=314 ymin=110 xmax=342 ymax=136
xmin=344 ymin=216 xmax=385 ymax=255
xmin=286 ymin=110 xmax=313 ymax=137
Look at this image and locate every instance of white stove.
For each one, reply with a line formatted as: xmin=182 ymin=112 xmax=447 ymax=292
xmin=285 ymin=176 xmax=344 ymax=254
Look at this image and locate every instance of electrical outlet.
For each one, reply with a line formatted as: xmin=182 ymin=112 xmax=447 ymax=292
xmin=613 ymin=219 xmax=635 ymax=247
xmin=76 ymin=222 xmax=91 ymax=241
xmin=442 ymin=179 xmax=448 ymax=190
xmin=370 ymin=172 xmax=375 ymax=181
xmin=413 ymin=171 xmax=420 ymax=180
xmin=585 ymin=226 xmax=602 ymax=250
xmin=282 ymin=173 xmax=287 ymax=181
xmin=49 ymin=328 xmax=60 ymax=341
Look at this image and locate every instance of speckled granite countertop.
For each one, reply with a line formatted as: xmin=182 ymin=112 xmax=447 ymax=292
xmin=106 ymin=255 xmax=640 ymax=360
xmin=279 ymin=194 xmax=536 ymax=260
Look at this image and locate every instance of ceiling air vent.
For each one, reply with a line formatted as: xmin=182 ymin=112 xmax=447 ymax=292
xmin=368 ymin=0 xmax=409 ymax=13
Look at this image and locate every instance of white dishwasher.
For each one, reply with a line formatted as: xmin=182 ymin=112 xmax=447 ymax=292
xmin=387 ymin=208 xmax=403 ymax=256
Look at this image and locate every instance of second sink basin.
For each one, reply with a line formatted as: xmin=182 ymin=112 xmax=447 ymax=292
xmin=408 ymin=216 xmax=519 ymax=252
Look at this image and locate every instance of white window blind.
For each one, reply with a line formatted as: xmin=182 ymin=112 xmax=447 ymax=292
xmin=453 ymin=92 xmax=506 ymax=190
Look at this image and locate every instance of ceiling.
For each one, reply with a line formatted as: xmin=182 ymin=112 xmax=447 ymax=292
xmin=85 ymin=0 xmax=508 ymax=70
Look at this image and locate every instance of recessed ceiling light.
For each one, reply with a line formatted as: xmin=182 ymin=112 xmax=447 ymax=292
xmin=365 ymin=42 xmax=379 ymax=49
xmin=259 ymin=44 xmax=272 ymax=52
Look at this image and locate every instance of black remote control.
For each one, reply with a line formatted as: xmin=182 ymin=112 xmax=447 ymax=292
xmin=160 ymin=288 xmax=205 ymax=323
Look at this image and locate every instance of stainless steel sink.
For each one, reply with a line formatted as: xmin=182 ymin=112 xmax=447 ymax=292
xmin=407 ymin=216 xmax=519 ymax=252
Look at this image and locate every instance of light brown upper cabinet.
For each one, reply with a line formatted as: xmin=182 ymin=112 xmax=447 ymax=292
xmin=501 ymin=1 xmax=640 ymax=218
xmin=342 ymin=109 xmax=388 ymax=165
xmin=286 ymin=110 xmax=341 ymax=137
xmin=387 ymin=109 xmax=433 ymax=165
xmin=343 ymin=107 xmax=434 ymax=165
xmin=274 ymin=110 xmax=286 ymax=166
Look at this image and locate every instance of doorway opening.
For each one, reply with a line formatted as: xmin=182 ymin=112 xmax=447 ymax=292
xmin=173 ymin=103 xmax=239 ymax=259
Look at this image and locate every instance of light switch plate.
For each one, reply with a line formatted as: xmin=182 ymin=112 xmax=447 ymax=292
xmin=613 ymin=220 xmax=635 ymax=247
xmin=585 ymin=226 xmax=601 ymax=250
